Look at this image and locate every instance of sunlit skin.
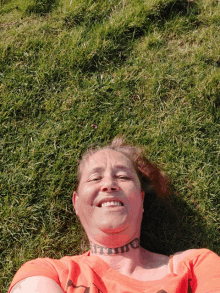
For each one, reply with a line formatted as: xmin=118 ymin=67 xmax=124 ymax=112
xmin=72 ymin=149 xmax=169 ymax=280
xmin=73 ymin=149 xmax=144 ymax=246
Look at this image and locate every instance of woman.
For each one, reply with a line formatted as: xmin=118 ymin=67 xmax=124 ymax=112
xmin=8 ymin=137 xmax=220 ymax=293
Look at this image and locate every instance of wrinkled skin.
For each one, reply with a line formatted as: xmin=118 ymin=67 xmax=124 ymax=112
xmin=73 ymin=149 xmax=144 ymax=246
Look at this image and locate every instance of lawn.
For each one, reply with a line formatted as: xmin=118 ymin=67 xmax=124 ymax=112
xmin=1 ymin=0 xmax=220 ymax=291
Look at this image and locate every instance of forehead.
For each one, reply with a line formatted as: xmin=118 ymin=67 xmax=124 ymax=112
xmin=82 ymin=149 xmax=134 ymax=172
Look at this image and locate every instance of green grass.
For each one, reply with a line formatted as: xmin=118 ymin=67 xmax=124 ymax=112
xmin=1 ymin=0 xmax=220 ymax=291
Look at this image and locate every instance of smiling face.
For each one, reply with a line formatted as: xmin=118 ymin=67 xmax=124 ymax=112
xmin=73 ymin=149 xmax=144 ymax=246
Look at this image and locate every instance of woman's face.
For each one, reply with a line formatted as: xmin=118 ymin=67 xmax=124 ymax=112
xmin=73 ymin=149 xmax=144 ymax=245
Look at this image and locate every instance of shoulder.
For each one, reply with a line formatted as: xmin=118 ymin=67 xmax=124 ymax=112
xmin=9 ymin=253 xmax=89 ymax=293
xmin=173 ymin=249 xmax=198 ymax=263
xmin=173 ymin=248 xmax=218 ymax=262
xmin=12 ymin=253 xmax=88 ymax=277
xmin=17 ymin=252 xmax=88 ymax=270
xmin=173 ymin=249 xmax=220 ymax=292
xmin=172 ymin=248 xmax=220 ymax=274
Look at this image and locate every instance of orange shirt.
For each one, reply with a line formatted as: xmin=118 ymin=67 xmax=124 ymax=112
xmin=8 ymin=249 xmax=220 ymax=293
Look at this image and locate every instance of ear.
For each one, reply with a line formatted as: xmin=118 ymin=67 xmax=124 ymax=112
xmin=72 ymin=191 xmax=79 ymax=216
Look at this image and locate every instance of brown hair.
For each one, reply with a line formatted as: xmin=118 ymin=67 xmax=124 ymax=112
xmin=77 ymin=136 xmax=170 ymax=199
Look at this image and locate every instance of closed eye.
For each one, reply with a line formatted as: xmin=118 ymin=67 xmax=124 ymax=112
xmin=88 ymin=176 xmax=102 ymax=182
xmin=117 ymin=175 xmax=131 ymax=180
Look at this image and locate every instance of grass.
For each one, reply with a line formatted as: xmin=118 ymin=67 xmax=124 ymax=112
xmin=1 ymin=0 xmax=220 ymax=291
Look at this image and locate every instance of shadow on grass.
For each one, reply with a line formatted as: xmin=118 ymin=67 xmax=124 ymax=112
xmin=0 ymin=0 xmax=12 ymax=6
xmin=1 ymin=0 xmax=200 ymax=100
xmin=67 ymin=0 xmax=199 ymax=73
xmin=25 ymin=0 xmax=59 ymax=15
xmin=64 ymin=5 xmax=109 ymax=29
xmin=140 ymin=189 xmax=216 ymax=255
xmin=0 ymin=0 xmax=20 ymax=14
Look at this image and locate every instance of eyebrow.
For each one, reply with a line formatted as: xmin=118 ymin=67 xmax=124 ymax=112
xmin=114 ymin=165 xmax=131 ymax=171
xmin=88 ymin=167 xmax=104 ymax=174
xmin=88 ymin=165 xmax=131 ymax=174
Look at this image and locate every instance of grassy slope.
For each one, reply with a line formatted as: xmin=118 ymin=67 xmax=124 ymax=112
xmin=1 ymin=0 xmax=220 ymax=291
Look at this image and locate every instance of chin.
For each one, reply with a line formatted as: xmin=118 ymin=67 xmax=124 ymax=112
xmin=97 ymin=216 xmax=128 ymax=232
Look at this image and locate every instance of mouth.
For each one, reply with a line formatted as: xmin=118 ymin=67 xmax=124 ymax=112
xmin=98 ymin=200 xmax=124 ymax=208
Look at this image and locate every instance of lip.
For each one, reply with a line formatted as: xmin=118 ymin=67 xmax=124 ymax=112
xmin=96 ymin=197 xmax=124 ymax=208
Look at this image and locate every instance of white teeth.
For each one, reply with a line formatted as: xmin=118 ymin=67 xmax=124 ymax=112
xmin=101 ymin=201 xmax=122 ymax=207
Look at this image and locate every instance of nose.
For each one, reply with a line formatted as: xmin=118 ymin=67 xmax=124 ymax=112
xmin=101 ymin=176 xmax=119 ymax=192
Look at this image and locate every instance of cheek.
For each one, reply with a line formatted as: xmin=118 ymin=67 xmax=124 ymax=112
xmin=77 ymin=198 xmax=94 ymax=227
xmin=126 ymin=186 xmax=143 ymax=210
xmin=77 ymin=188 xmax=99 ymax=217
xmin=127 ymin=183 xmax=142 ymax=199
xmin=78 ymin=185 xmax=96 ymax=202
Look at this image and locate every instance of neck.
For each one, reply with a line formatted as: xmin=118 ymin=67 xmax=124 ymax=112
xmin=89 ymin=237 xmax=148 ymax=278
xmin=89 ymin=238 xmax=140 ymax=256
